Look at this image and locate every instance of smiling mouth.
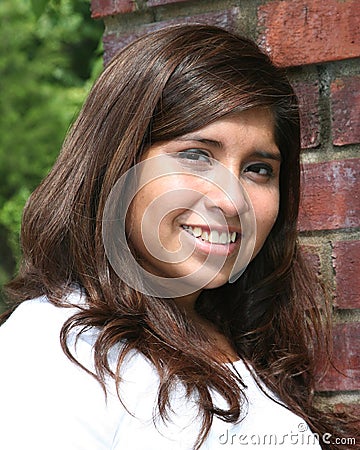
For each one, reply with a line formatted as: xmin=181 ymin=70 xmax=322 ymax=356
xmin=181 ymin=225 xmax=238 ymax=245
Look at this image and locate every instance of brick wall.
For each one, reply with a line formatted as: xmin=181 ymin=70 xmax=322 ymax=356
xmin=90 ymin=0 xmax=360 ymax=419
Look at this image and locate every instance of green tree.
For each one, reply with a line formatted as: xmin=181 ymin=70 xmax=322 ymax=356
xmin=0 ymin=0 xmax=103 ymax=311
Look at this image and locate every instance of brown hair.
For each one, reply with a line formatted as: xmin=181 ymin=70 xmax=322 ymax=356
xmin=3 ymin=25 xmax=356 ymax=448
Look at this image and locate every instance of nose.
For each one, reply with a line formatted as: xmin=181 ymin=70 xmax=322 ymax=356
xmin=203 ymin=170 xmax=250 ymax=218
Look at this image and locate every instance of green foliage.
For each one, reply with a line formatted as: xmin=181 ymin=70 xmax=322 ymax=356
xmin=0 ymin=0 xmax=103 ymax=309
xmin=0 ymin=188 xmax=31 ymax=262
xmin=30 ymin=0 xmax=51 ymax=18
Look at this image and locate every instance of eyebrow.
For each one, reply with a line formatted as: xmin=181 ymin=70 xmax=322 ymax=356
xmin=175 ymin=136 xmax=223 ymax=149
xmin=174 ymin=136 xmax=282 ymax=162
xmin=252 ymin=150 xmax=282 ymax=162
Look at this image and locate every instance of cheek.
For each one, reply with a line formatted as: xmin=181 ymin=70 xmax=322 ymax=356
xmin=125 ymin=178 xmax=189 ymax=248
xmin=125 ymin=189 xmax=152 ymax=249
xmin=125 ymin=193 xmax=143 ymax=233
xmin=253 ymin=190 xmax=279 ymax=241
xmin=126 ymin=180 xmax=163 ymax=226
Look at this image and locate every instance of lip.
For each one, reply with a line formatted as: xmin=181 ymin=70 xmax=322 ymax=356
xmin=180 ymin=225 xmax=241 ymax=256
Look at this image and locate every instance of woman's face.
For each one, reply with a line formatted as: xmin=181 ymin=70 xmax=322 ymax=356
xmin=125 ymin=108 xmax=281 ymax=294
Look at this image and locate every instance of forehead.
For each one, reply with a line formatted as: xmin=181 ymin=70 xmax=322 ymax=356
xmin=175 ymin=108 xmax=277 ymax=147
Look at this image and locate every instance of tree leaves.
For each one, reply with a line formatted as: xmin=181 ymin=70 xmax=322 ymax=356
xmin=30 ymin=0 xmax=51 ymax=19
xmin=30 ymin=0 xmax=65 ymax=19
xmin=0 ymin=0 xmax=103 ymax=307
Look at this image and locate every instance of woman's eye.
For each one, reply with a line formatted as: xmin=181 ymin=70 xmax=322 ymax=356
xmin=173 ymin=150 xmax=213 ymax=172
xmin=244 ymin=163 xmax=274 ymax=179
xmin=168 ymin=149 xmax=213 ymax=173
xmin=176 ymin=149 xmax=212 ymax=163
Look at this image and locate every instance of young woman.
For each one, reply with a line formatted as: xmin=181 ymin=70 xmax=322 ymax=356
xmin=0 ymin=25 xmax=356 ymax=449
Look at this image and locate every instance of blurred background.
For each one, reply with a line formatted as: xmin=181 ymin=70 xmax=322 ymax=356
xmin=0 ymin=0 xmax=103 ymax=312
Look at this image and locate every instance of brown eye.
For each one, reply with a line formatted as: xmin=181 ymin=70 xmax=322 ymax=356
xmin=244 ymin=163 xmax=273 ymax=177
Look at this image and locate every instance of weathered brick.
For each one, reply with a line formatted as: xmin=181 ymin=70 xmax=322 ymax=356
xmin=333 ymin=403 xmax=360 ymax=427
xmin=300 ymin=245 xmax=321 ymax=276
xmin=316 ymin=322 xmax=360 ymax=391
xmin=298 ymin=159 xmax=360 ymax=232
xmin=91 ymin=0 xmax=135 ymax=19
xmin=103 ymin=8 xmax=239 ymax=65
xmin=292 ymin=81 xmax=320 ymax=149
xmin=102 ymin=34 xmax=129 ymax=66
xmin=332 ymin=241 xmax=360 ymax=310
xmin=331 ymin=76 xmax=360 ymax=146
xmin=147 ymin=0 xmax=188 ymax=6
xmin=258 ymin=0 xmax=360 ymax=67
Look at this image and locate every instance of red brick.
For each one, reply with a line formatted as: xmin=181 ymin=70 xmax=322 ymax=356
xmin=147 ymin=0 xmax=188 ymax=6
xmin=103 ymin=34 xmax=131 ymax=66
xmin=316 ymin=322 xmax=360 ymax=391
xmin=298 ymin=159 xmax=360 ymax=232
xmin=258 ymin=0 xmax=360 ymax=67
xmin=103 ymin=8 xmax=239 ymax=65
xmin=300 ymin=245 xmax=321 ymax=276
xmin=333 ymin=403 xmax=360 ymax=426
xmin=91 ymin=0 xmax=135 ymax=18
xmin=332 ymin=241 xmax=360 ymax=310
xmin=331 ymin=76 xmax=360 ymax=146
xmin=292 ymin=81 xmax=320 ymax=149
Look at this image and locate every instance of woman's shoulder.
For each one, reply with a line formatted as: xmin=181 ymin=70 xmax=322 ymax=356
xmin=0 ymin=293 xmax=77 ymax=347
xmin=0 ymin=290 xmax=151 ymax=374
xmin=1 ymin=288 xmax=83 ymax=323
xmin=0 ymin=291 xmax=162 ymax=450
xmin=0 ymin=291 xmax=99 ymax=391
xmin=0 ymin=289 xmax=161 ymax=395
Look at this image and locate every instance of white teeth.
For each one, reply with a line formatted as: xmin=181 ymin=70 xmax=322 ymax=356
xmin=219 ymin=232 xmax=228 ymax=244
xmin=209 ymin=230 xmax=219 ymax=244
xmin=182 ymin=225 xmax=237 ymax=245
xmin=201 ymin=230 xmax=209 ymax=241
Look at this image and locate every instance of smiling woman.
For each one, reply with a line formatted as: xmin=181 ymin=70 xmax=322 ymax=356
xmin=126 ymin=110 xmax=280 ymax=293
xmin=0 ymin=24 xmax=356 ymax=450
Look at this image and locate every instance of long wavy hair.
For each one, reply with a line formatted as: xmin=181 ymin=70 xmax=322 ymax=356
xmin=3 ymin=25 xmax=356 ymax=449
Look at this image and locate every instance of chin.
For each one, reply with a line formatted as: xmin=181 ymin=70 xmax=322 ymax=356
xmin=202 ymin=274 xmax=231 ymax=290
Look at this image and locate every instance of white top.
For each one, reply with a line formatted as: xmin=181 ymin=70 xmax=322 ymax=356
xmin=0 ymin=293 xmax=321 ymax=449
